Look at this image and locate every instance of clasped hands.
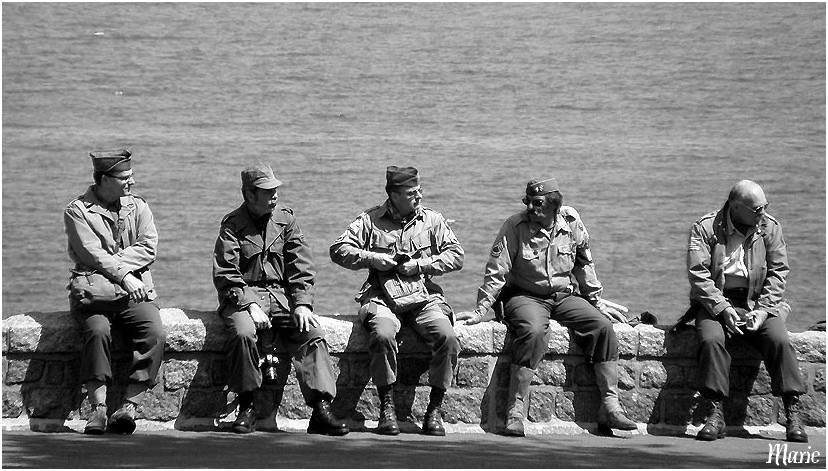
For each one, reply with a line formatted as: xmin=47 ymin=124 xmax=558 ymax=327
xmin=370 ymin=252 xmax=419 ymax=276
xmin=721 ymin=306 xmax=767 ymax=336
xmin=247 ymin=303 xmax=319 ymax=332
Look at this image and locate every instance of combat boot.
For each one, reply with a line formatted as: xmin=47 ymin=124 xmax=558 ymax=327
xmin=502 ymin=364 xmax=533 ymax=437
xmin=376 ymin=384 xmax=400 ymax=435
xmin=308 ymin=398 xmax=349 ymax=436
xmin=696 ymin=398 xmax=726 ymax=441
xmin=107 ymin=401 xmax=137 ymax=434
xmin=783 ymin=394 xmax=808 ymax=443
xmin=594 ymin=361 xmax=637 ymax=434
xmin=84 ymin=404 xmax=107 ymax=435
xmin=422 ymin=387 xmax=446 ymax=436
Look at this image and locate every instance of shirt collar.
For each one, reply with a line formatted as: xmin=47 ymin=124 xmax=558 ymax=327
xmin=383 ymin=199 xmax=422 ymax=224
xmin=521 ymin=210 xmax=570 ymax=235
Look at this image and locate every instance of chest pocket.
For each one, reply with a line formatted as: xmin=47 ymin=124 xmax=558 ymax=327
xmin=409 ymin=231 xmax=435 ymax=257
xmin=240 ymin=241 xmax=263 ymax=260
xmin=369 ymin=230 xmax=398 ymax=254
xmin=550 ymin=243 xmax=576 ymax=274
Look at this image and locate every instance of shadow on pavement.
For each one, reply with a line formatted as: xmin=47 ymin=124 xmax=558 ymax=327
xmin=3 ymin=431 xmax=825 ymax=468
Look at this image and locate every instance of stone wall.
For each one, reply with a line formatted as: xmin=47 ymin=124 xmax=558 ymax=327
xmin=2 ymin=309 xmax=825 ymax=435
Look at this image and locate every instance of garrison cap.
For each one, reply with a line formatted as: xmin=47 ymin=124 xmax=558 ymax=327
xmin=525 ymin=178 xmax=559 ymax=197
xmin=90 ymin=149 xmax=132 ymax=174
xmin=241 ymin=163 xmax=282 ymax=190
xmin=386 ymin=166 xmax=419 ymax=191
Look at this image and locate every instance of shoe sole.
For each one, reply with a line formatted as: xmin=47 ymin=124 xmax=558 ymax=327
xmin=84 ymin=427 xmax=106 ymax=435
xmin=375 ymin=428 xmax=400 ymax=436
xmin=232 ymin=425 xmax=255 ymax=434
xmin=307 ymin=427 xmax=350 ymax=436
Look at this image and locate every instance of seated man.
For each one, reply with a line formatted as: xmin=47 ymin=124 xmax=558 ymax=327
xmin=686 ymin=180 xmax=807 ymax=442
xmin=213 ymin=163 xmax=348 ymax=436
xmin=64 ymin=149 xmax=165 ymax=435
xmin=458 ymin=177 xmax=635 ymax=436
xmin=330 ymin=166 xmax=464 ymax=436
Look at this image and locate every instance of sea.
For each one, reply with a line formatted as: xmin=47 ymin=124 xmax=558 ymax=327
xmin=2 ymin=3 xmax=825 ymax=332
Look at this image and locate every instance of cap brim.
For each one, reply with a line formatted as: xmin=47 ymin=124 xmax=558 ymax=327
xmin=254 ymin=179 xmax=282 ymax=189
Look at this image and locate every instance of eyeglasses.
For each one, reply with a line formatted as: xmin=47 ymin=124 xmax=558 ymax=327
xmin=739 ymin=201 xmax=769 ymax=215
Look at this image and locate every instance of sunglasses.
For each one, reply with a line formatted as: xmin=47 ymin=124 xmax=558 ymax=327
xmin=739 ymin=201 xmax=769 ymax=214
xmin=528 ymin=199 xmax=545 ymax=208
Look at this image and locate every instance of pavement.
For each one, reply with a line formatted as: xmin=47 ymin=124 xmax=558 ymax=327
xmin=2 ymin=428 xmax=825 ymax=469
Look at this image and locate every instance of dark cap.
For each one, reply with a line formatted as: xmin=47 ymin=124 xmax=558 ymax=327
xmin=525 ymin=177 xmax=559 ymax=197
xmin=241 ymin=163 xmax=282 ymax=190
xmin=386 ymin=166 xmax=419 ymax=191
xmin=90 ymin=149 xmax=132 ymax=174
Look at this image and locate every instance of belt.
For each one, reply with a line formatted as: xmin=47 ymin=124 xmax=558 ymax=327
xmin=723 ymin=287 xmax=749 ymax=309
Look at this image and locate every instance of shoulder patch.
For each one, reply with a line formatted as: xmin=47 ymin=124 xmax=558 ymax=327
xmin=491 ymin=238 xmax=505 ymax=258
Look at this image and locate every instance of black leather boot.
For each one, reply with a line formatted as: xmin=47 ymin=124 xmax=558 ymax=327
xmin=376 ymin=384 xmax=400 ymax=435
xmin=696 ymin=398 xmax=725 ymax=441
xmin=422 ymin=387 xmax=446 ymax=436
xmin=308 ymin=398 xmax=349 ymax=436
xmin=783 ymin=394 xmax=808 ymax=443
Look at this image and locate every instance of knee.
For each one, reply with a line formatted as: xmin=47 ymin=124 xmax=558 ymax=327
xmin=698 ymin=330 xmax=726 ymax=352
xmin=369 ymin=321 xmax=397 ymax=350
xmin=229 ymin=321 xmax=258 ymax=345
xmin=436 ymin=330 xmax=460 ymax=354
xmin=85 ymin=320 xmax=111 ymax=342
xmin=147 ymin=320 xmax=166 ymax=344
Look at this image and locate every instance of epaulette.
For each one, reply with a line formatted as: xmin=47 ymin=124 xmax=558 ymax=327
xmin=763 ymin=213 xmax=780 ymax=226
xmin=280 ymin=206 xmax=295 ymax=215
xmin=694 ymin=211 xmax=717 ymax=225
xmin=131 ymin=193 xmax=147 ymax=203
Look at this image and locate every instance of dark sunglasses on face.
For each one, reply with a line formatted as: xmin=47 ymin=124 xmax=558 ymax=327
xmin=740 ymin=201 xmax=769 ymax=214
xmin=527 ymin=199 xmax=544 ymax=208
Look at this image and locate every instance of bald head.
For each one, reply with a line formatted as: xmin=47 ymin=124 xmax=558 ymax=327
xmin=728 ymin=180 xmax=766 ymax=206
xmin=727 ymin=180 xmax=769 ymax=228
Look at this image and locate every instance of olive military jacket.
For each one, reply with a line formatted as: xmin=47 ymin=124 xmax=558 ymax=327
xmin=329 ymin=200 xmax=464 ymax=306
xmin=474 ymin=206 xmax=603 ymax=315
xmin=687 ymin=202 xmax=790 ymax=319
xmin=213 ymin=204 xmax=315 ymax=316
xmin=64 ymin=185 xmax=158 ymax=298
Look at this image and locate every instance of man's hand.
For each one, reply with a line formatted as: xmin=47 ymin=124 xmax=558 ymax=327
xmin=456 ymin=309 xmax=484 ymax=326
xmin=744 ymin=309 xmax=768 ymax=332
xmin=370 ymin=253 xmax=397 ymax=272
xmin=292 ymin=305 xmax=319 ymax=333
xmin=396 ymin=259 xmax=419 ymax=276
xmin=595 ymin=299 xmax=629 ymax=324
xmin=122 ymin=273 xmax=148 ymax=303
xmin=721 ymin=307 xmax=744 ymax=336
xmin=247 ymin=303 xmax=272 ymax=330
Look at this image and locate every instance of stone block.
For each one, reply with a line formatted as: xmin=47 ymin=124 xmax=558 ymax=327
xmin=615 ymin=324 xmax=637 ymax=357
xmin=5 ymin=359 xmax=44 ymax=384
xmin=347 ymin=357 xmax=373 ymax=387
xmin=4 ymin=314 xmax=82 ymax=354
xmin=3 ymin=387 xmax=23 ymax=418
xmin=638 ymin=325 xmax=666 ymax=357
xmin=276 ymin=387 xmax=310 ymax=419
xmin=555 ymin=390 xmax=575 ymax=422
xmin=790 ymin=331 xmax=826 ymax=363
xmin=163 ymin=359 xmax=200 ymax=390
xmin=639 ymin=361 xmax=667 ymax=389
xmin=814 ymin=365 xmax=825 ymax=392
xmin=456 ymin=357 xmax=492 ymax=388
xmin=45 ymin=360 xmax=66 ymax=386
xmin=618 ymin=361 xmax=636 ymax=390
xmin=664 ymin=364 xmax=686 ymax=388
xmin=535 ymin=361 xmax=567 ymax=387
xmin=662 ymin=328 xmax=698 ymax=357
xmin=663 ymin=393 xmax=701 ymax=426
xmin=744 ymin=394 xmax=774 ymax=426
xmin=178 ymin=388 xmax=224 ymax=418
xmin=456 ymin=323 xmax=493 ymax=354
xmin=528 ymin=387 xmax=555 ymax=422
xmin=211 ymin=358 xmax=228 ymax=386
xmin=621 ymin=390 xmax=658 ymax=423
xmin=573 ymin=363 xmax=595 ymax=386
xmin=319 ymin=315 xmax=367 ymax=353
xmin=442 ymin=388 xmax=485 ymax=424
xmin=746 ymin=366 xmax=772 ymax=395
xmin=140 ymin=387 xmax=183 ymax=421
xmin=546 ymin=322 xmax=572 ymax=355
xmin=777 ymin=392 xmax=826 ymax=427
xmin=24 ymin=387 xmax=76 ymax=419
xmin=491 ymin=323 xmax=508 ymax=354
xmin=163 ymin=309 xmax=210 ymax=352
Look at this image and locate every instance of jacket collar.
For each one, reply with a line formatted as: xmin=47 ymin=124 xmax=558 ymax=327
xmin=381 ymin=199 xmax=423 ymax=224
xmin=79 ymin=185 xmax=135 ymax=221
xmin=237 ymin=203 xmax=287 ymax=249
xmin=717 ymin=201 xmax=763 ymax=242
xmin=520 ymin=210 xmax=571 ymax=236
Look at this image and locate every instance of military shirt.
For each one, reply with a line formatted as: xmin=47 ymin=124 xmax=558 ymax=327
xmin=329 ymin=200 xmax=464 ymax=305
xmin=64 ymin=185 xmax=158 ymax=298
xmin=213 ymin=204 xmax=315 ymax=314
xmin=687 ymin=203 xmax=789 ymax=317
xmin=475 ymin=206 xmax=603 ymax=314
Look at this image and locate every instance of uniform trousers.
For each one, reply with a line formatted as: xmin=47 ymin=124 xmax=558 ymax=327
xmin=71 ymin=298 xmax=165 ymax=387
xmin=358 ymin=297 xmax=459 ymax=389
xmin=503 ymin=293 xmax=618 ymax=369
xmin=220 ymin=309 xmax=337 ymax=405
xmin=695 ymin=309 xmax=805 ymax=399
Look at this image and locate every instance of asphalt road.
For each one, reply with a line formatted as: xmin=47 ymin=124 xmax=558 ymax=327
xmin=2 ymin=429 xmax=825 ymax=468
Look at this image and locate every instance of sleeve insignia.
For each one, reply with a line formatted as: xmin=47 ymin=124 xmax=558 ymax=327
xmin=491 ymin=239 xmax=504 ymax=257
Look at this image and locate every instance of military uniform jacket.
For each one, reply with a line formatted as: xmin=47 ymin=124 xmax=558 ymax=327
xmin=329 ymin=200 xmax=464 ymax=305
xmin=64 ymin=185 xmax=158 ymax=298
xmin=213 ymin=204 xmax=315 ymax=315
xmin=475 ymin=206 xmax=603 ymax=315
xmin=687 ymin=203 xmax=789 ymax=318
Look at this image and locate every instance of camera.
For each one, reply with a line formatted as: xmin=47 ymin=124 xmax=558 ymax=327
xmin=262 ymin=353 xmax=279 ymax=382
